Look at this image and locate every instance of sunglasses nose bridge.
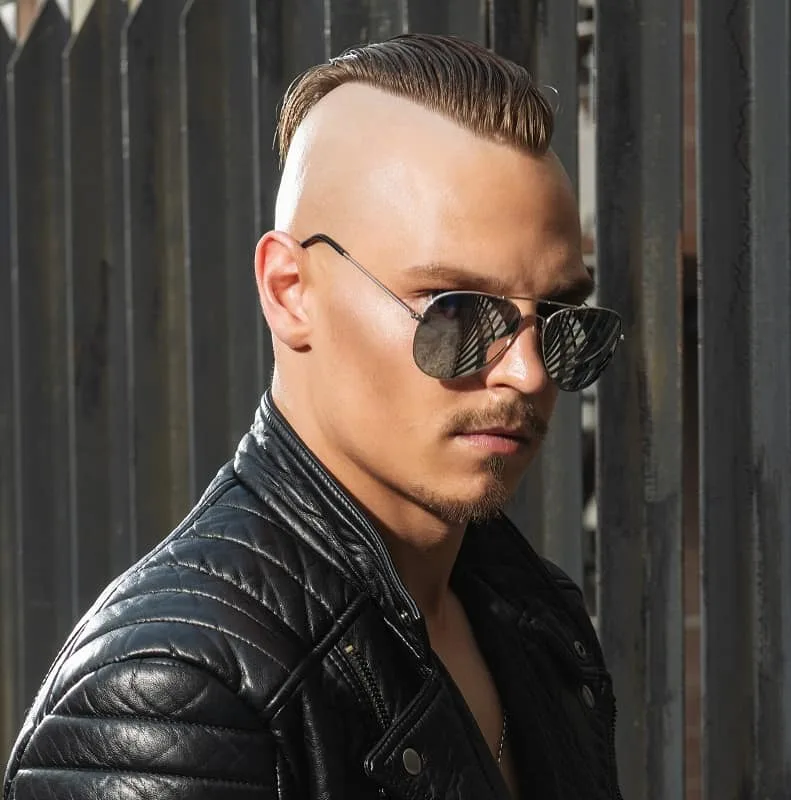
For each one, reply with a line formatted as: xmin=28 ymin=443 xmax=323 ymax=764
xmin=483 ymin=314 xmax=550 ymax=393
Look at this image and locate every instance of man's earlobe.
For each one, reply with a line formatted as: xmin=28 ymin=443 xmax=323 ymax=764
xmin=255 ymin=231 xmax=311 ymax=350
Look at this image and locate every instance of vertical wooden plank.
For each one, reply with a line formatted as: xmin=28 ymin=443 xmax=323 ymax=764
xmin=328 ymin=0 xmax=405 ymax=52
xmin=696 ymin=1 xmax=755 ymax=798
xmin=121 ymin=0 xmax=190 ymax=554
xmin=597 ymin=0 xmax=685 ymax=798
xmin=404 ymin=0 xmax=485 ymax=41
xmin=254 ymin=0 xmax=283 ymax=384
xmin=7 ymin=0 xmax=72 ymax=709
xmin=750 ymin=1 xmax=791 ymax=797
xmin=180 ymin=0 xmax=262 ymax=494
xmin=281 ymin=0 xmax=326 ymax=81
xmin=63 ymin=0 xmax=129 ymax=618
xmin=0 ymin=10 xmax=17 ymax=764
xmin=488 ymin=0 xmax=539 ymax=71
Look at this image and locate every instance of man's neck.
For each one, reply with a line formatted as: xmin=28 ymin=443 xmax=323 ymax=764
xmin=371 ymin=508 xmax=465 ymax=622
xmin=271 ymin=385 xmax=465 ymax=623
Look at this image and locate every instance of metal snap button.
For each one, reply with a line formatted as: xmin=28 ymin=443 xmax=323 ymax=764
xmin=402 ymin=747 xmax=423 ymax=775
xmin=581 ymin=684 xmax=596 ymax=709
xmin=573 ymin=640 xmax=588 ymax=659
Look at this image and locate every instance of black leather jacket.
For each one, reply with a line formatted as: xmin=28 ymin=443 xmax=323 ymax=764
xmin=4 ymin=392 xmax=621 ymax=799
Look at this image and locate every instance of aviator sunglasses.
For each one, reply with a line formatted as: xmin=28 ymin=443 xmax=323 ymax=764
xmin=301 ymin=234 xmax=623 ymax=392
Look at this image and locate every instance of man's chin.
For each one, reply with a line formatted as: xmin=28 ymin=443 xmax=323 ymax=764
xmin=418 ymin=475 xmax=513 ymax=525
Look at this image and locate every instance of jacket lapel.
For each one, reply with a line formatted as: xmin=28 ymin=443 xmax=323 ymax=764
xmin=365 ymin=671 xmax=510 ymax=800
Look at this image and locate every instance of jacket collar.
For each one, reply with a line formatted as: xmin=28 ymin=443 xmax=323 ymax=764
xmin=233 ymin=391 xmax=564 ymax=652
xmin=234 ymin=391 xmax=427 ymax=650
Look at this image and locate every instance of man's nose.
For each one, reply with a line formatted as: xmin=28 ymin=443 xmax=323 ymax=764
xmin=483 ymin=321 xmax=551 ymax=396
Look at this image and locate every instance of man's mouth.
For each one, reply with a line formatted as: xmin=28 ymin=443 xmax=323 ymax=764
xmin=453 ymin=427 xmax=533 ymax=455
xmin=465 ymin=426 xmax=530 ymax=441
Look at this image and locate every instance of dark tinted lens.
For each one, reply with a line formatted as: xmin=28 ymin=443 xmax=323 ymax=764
xmin=541 ymin=307 xmax=622 ymax=391
xmin=413 ymin=293 xmax=521 ymax=379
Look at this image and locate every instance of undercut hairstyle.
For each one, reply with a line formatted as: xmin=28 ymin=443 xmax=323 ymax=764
xmin=276 ymin=33 xmax=554 ymax=166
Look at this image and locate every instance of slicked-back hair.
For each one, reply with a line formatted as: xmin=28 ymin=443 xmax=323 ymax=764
xmin=276 ymin=33 xmax=554 ymax=166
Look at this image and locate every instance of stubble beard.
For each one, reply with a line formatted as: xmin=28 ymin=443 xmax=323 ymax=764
xmin=417 ymin=455 xmax=511 ymax=525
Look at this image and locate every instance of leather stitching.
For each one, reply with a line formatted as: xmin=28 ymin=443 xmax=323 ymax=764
xmin=46 ymin=713 xmax=267 ymax=736
xmin=14 ymin=766 xmax=270 ymax=788
xmin=212 ymin=496 xmax=366 ymax=596
xmin=187 ymin=531 xmax=336 ymax=615
xmin=123 ymin=585 xmax=310 ymax=644
xmin=69 ymin=617 xmax=295 ymax=674
xmin=49 ymin=657 xmax=270 ymax=727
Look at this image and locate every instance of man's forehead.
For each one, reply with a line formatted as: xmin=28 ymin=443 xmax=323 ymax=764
xmin=393 ymin=252 xmax=593 ymax=304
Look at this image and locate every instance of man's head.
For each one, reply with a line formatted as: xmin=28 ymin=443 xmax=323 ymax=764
xmin=255 ymin=34 xmax=597 ymax=528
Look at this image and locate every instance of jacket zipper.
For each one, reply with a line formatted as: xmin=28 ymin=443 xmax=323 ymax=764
xmin=607 ymin=695 xmax=624 ymax=800
xmin=344 ymin=644 xmax=390 ymax=800
xmin=344 ymin=644 xmax=391 ymax=731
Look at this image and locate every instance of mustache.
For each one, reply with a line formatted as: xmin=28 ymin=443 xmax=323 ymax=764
xmin=446 ymin=402 xmax=549 ymax=440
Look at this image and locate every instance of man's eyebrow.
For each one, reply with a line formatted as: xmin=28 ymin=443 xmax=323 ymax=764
xmin=544 ymin=268 xmax=596 ymax=305
xmin=403 ymin=262 xmax=597 ymax=304
xmin=402 ymin=263 xmax=512 ymax=294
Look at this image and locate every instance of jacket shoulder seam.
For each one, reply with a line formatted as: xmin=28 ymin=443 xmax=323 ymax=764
xmin=14 ymin=765 xmax=270 ymax=789
xmin=45 ymin=712 xmax=266 ymax=737
xmin=186 ymin=530 xmax=337 ymax=617
xmin=100 ymin=581 xmax=311 ymax=648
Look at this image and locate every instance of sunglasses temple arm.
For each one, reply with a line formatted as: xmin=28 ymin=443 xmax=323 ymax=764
xmin=340 ymin=251 xmax=424 ymax=322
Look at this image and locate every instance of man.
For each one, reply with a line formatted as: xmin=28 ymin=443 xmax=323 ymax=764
xmin=4 ymin=34 xmax=623 ymax=799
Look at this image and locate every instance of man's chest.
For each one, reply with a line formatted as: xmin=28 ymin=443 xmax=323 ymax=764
xmin=428 ymin=592 xmax=520 ymax=796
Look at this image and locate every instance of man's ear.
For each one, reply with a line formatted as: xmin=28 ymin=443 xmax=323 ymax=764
xmin=254 ymin=231 xmax=311 ymax=350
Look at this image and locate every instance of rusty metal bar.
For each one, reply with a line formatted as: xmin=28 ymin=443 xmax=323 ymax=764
xmin=63 ymin=0 xmax=129 ymax=619
xmin=405 ymin=0 xmax=484 ymax=40
xmin=180 ymin=0 xmax=263 ymax=494
xmin=121 ymin=0 xmax=190 ymax=554
xmin=696 ymin=1 xmax=754 ymax=797
xmin=596 ymin=0 xmax=685 ymax=798
xmin=749 ymin=4 xmax=791 ymax=795
xmin=253 ymin=0 xmax=283 ymax=384
xmin=282 ymin=0 xmax=327 ymax=81
xmin=7 ymin=0 xmax=72 ymax=712
xmin=328 ymin=0 xmax=406 ymax=52
xmin=0 ymin=8 xmax=16 ymax=763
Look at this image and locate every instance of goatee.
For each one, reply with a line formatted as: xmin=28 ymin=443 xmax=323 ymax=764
xmin=425 ymin=456 xmax=510 ymax=524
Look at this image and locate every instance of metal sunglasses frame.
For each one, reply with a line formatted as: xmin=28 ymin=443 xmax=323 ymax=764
xmin=299 ymin=232 xmax=623 ymax=383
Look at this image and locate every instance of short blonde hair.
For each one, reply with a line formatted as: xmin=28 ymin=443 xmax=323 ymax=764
xmin=277 ymin=33 xmax=554 ymax=166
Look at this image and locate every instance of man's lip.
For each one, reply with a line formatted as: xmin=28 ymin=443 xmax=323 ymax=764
xmin=456 ymin=427 xmax=530 ymax=442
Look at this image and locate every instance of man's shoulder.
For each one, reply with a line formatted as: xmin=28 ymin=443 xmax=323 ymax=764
xmin=45 ymin=468 xmax=362 ymax=717
xmin=3 ymin=469 xmax=367 ymax=797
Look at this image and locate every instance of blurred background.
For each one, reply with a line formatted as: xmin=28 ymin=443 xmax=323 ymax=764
xmin=0 ymin=1 xmax=789 ymax=799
